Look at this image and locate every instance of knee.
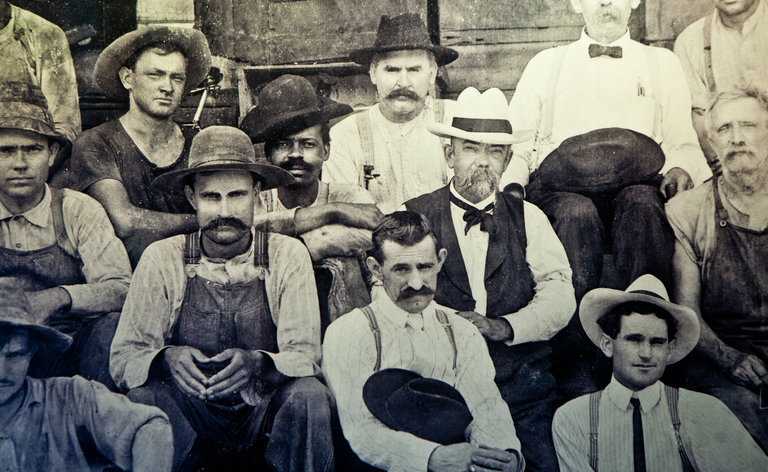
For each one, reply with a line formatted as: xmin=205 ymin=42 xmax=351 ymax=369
xmin=552 ymin=194 xmax=600 ymax=226
xmin=279 ymin=378 xmax=334 ymax=415
xmin=615 ymin=185 xmax=663 ymax=214
xmin=128 ymin=385 xmax=157 ymax=406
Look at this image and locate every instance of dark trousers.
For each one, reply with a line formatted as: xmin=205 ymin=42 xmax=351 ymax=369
xmin=129 ymin=376 xmax=335 ymax=472
xmin=30 ymin=312 xmax=119 ymax=391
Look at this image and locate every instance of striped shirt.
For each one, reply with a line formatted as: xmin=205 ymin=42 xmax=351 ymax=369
xmin=322 ymin=286 xmax=522 ymax=472
xmin=552 ymin=377 xmax=768 ymax=471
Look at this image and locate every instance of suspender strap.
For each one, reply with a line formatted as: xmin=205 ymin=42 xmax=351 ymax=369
xmin=703 ymin=13 xmax=717 ymax=93
xmin=361 ymin=305 xmax=382 ymax=372
xmin=540 ymin=45 xmax=569 ymax=149
xmin=588 ymin=390 xmax=602 ymax=472
xmin=643 ymin=47 xmax=663 ymax=140
xmin=183 ymin=231 xmax=270 ymax=268
xmin=356 ymin=111 xmax=375 ymax=182
xmin=665 ymin=386 xmax=697 ymax=472
xmin=434 ymin=309 xmax=458 ymax=371
xmin=49 ymin=187 xmax=70 ymax=251
xmin=184 ymin=233 xmax=201 ymax=265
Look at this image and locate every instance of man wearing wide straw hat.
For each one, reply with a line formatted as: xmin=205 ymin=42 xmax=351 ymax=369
xmin=552 ymin=274 xmax=768 ymax=471
xmin=0 ymin=81 xmax=131 ymax=388
xmin=110 ymin=126 xmax=335 ymax=471
xmin=404 ymin=87 xmax=574 ymax=471
xmin=68 ymin=26 xmax=211 ymax=266
xmin=0 ymin=288 xmax=173 ymax=471
xmin=324 ymin=13 xmax=458 ymax=213
xmin=242 ymin=74 xmax=381 ymax=326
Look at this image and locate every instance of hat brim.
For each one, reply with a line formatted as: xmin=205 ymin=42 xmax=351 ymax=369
xmin=363 ymin=368 xmax=421 ymax=428
xmin=0 ymin=119 xmax=69 ymax=146
xmin=95 ymin=27 xmax=211 ymax=100
xmin=579 ymin=288 xmax=701 ymax=364
xmin=150 ymin=162 xmax=295 ymax=191
xmin=0 ymin=317 xmax=72 ymax=353
xmin=350 ymin=44 xmax=459 ymax=66
xmin=427 ymin=122 xmax=534 ymax=145
xmin=241 ymin=101 xmax=353 ymax=143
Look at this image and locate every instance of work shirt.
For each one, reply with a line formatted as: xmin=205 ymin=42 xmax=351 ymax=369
xmin=0 ymin=185 xmax=131 ymax=314
xmin=674 ymin=0 xmax=768 ymax=109
xmin=446 ymin=183 xmax=575 ymax=344
xmin=110 ymin=230 xmax=321 ymax=392
xmin=324 ymin=98 xmax=454 ymax=214
xmin=508 ymin=29 xmax=711 ymax=187
xmin=0 ymin=5 xmax=80 ymax=142
xmin=323 ymin=286 xmax=523 ymax=472
xmin=0 ymin=376 xmax=170 ymax=472
xmin=552 ymin=377 xmax=768 ymax=471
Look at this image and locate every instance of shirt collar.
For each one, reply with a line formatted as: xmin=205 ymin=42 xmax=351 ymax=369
xmin=605 ymin=376 xmax=662 ymax=413
xmin=371 ymin=284 xmax=433 ymax=330
xmin=449 ymin=180 xmax=496 ymax=210
xmin=577 ymin=27 xmax=633 ymax=50
xmin=0 ymin=185 xmax=52 ymax=228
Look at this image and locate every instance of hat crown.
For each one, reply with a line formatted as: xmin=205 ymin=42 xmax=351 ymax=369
xmin=257 ymin=75 xmax=321 ymax=118
xmin=625 ymin=274 xmax=671 ymax=302
xmin=0 ymin=288 xmax=35 ymax=324
xmin=452 ymin=87 xmax=511 ymax=122
xmin=0 ymin=81 xmax=55 ymax=129
xmin=373 ymin=13 xmax=434 ymax=51
xmin=188 ymin=126 xmax=257 ymax=170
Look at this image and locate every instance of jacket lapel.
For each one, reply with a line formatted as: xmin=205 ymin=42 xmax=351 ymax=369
xmin=433 ymin=187 xmax=473 ymax=298
xmin=485 ymin=193 xmax=510 ymax=282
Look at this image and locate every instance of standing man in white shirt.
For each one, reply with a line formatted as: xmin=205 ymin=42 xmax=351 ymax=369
xmin=509 ymin=0 xmax=712 ymax=301
xmin=553 ymin=274 xmax=768 ymax=472
xmin=324 ymin=211 xmax=525 ymax=472
xmin=405 ymin=87 xmax=575 ymax=471
xmin=324 ymin=13 xmax=457 ymax=213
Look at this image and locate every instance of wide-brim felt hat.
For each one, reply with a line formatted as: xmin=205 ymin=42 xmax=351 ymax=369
xmin=363 ymin=368 xmax=473 ymax=445
xmin=94 ymin=26 xmax=211 ymax=99
xmin=579 ymin=274 xmax=701 ymax=364
xmin=428 ymin=87 xmax=534 ymax=144
xmin=151 ymin=126 xmax=295 ymax=190
xmin=0 ymin=82 xmax=69 ymax=146
xmin=0 ymin=288 xmax=72 ymax=353
xmin=240 ymin=74 xmax=353 ymax=143
xmin=350 ymin=13 xmax=458 ymax=66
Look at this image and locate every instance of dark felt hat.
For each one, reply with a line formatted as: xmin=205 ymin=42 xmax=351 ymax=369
xmin=0 ymin=82 xmax=68 ymax=145
xmin=0 ymin=288 xmax=72 ymax=353
xmin=363 ymin=368 xmax=473 ymax=445
xmin=350 ymin=13 xmax=458 ymax=66
xmin=151 ymin=126 xmax=294 ymax=190
xmin=240 ymin=74 xmax=353 ymax=143
xmin=94 ymin=26 xmax=211 ymax=99
xmin=537 ymin=128 xmax=665 ymax=193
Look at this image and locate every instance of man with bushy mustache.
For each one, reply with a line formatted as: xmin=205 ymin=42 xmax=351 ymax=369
xmin=405 ymin=87 xmax=575 ymax=471
xmin=666 ymin=86 xmax=768 ymax=452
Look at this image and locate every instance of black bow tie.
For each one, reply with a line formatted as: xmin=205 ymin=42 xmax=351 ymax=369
xmin=588 ymin=43 xmax=623 ymax=59
xmin=449 ymin=193 xmax=495 ymax=235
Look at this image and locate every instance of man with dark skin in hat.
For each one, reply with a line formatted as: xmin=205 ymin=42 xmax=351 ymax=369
xmin=324 ymin=212 xmax=524 ymax=472
xmin=241 ymin=74 xmax=382 ymax=324
xmin=111 ymin=126 xmax=335 ymax=472
xmin=0 ymin=81 xmax=131 ymax=388
xmin=69 ymin=26 xmax=211 ymax=266
xmin=0 ymin=288 xmax=173 ymax=471
xmin=324 ymin=13 xmax=457 ymax=214
xmin=0 ymin=0 xmax=80 ymax=143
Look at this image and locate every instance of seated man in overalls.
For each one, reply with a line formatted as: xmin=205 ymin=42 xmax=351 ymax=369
xmin=110 ymin=126 xmax=335 ymax=472
xmin=0 ymin=81 xmax=131 ymax=388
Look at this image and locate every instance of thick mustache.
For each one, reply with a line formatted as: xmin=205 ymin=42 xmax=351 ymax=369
xmin=202 ymin=217 xmax=248 ymax=231
xmin=397 ymin=286 xmax=434 ymax=301
xmin=387 ymin=88 xmax=420 ymax=100
xmin=279 ymin=160 xmax=309 ymax=171
xmin=726 ymin=149 xmax=754 ymax=160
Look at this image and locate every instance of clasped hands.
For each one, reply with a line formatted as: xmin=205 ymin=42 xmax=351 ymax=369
xmin=164 ymin=346 xmax=263 ymax=401
xmin=429 ymin=443 xmax=521 ymax=472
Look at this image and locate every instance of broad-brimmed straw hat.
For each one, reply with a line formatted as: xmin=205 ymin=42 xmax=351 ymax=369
xmin=349 ymin=13 xmax=458 ymax=67
xmin=0 ymin=82 xmax=68 ymax=146
xmin=151 ymin=126 xmax=294 ymax=190
xmin=94 ymin=26 xmax=211 ymax=99
xmin=240 ymin=74 xmax=353 ymax=143
xmin=0 ymin=288 xmax=72 ymax=353
xmin=579 ymin=274 xmax=701 ymax=364
xmin=428 ymin=87 xmax=534 ymax=145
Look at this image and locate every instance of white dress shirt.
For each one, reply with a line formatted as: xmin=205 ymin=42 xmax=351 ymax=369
xmin=447 ymin=184 xmax=576 ymax=345
xmin=322 ymin=286 xmax=522 ymax=472
xmin=508 ymin=29 xmax=711 ymax=187
xmin=553 ymin=377 xmax=768 ymax=472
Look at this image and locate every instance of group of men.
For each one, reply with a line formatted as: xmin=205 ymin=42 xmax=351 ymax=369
xmin=1 ymin=0 xmax=768 ymax=471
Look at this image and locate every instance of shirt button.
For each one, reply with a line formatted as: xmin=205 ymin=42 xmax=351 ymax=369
xmin=15 ymin=243 xmax=21 ymax=248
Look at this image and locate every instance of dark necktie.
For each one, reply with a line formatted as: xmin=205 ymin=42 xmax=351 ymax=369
xmin=588 ymin=43 xmax=623 ymax=59
xmin=449 ymin=193 xmax=495 ymax=235
xmin=630 ymin=398 xmax=647 ymax=472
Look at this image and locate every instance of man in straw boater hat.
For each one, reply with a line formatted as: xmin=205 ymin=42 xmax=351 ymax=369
xmin=241 ymin=74 xmax=382 ymax=326
xmin=68 ymin=26 xmax=211 ymax=266
xmin=0 ymin=288 xmax=173 ymax=471
xmin=110 ymin=126 xmax=335 ymax=472
xmin=552 ymin=274 xmax=768 ymax=471
xmin=323 ymin=211 xmax=525 ymax=472
xmin=404 ymin=87 xmax=575 ymax=471
xmin=0 ymin=81 xmax=131 ymax=389
xmin=323 ymin=13 xmax=458 ymax=214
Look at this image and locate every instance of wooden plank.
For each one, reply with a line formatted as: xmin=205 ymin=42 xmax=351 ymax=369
xmin=441 ymin=26 xmax=583 ymax=46
xmin=439 ymin=0 xmax=583 ymax=30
